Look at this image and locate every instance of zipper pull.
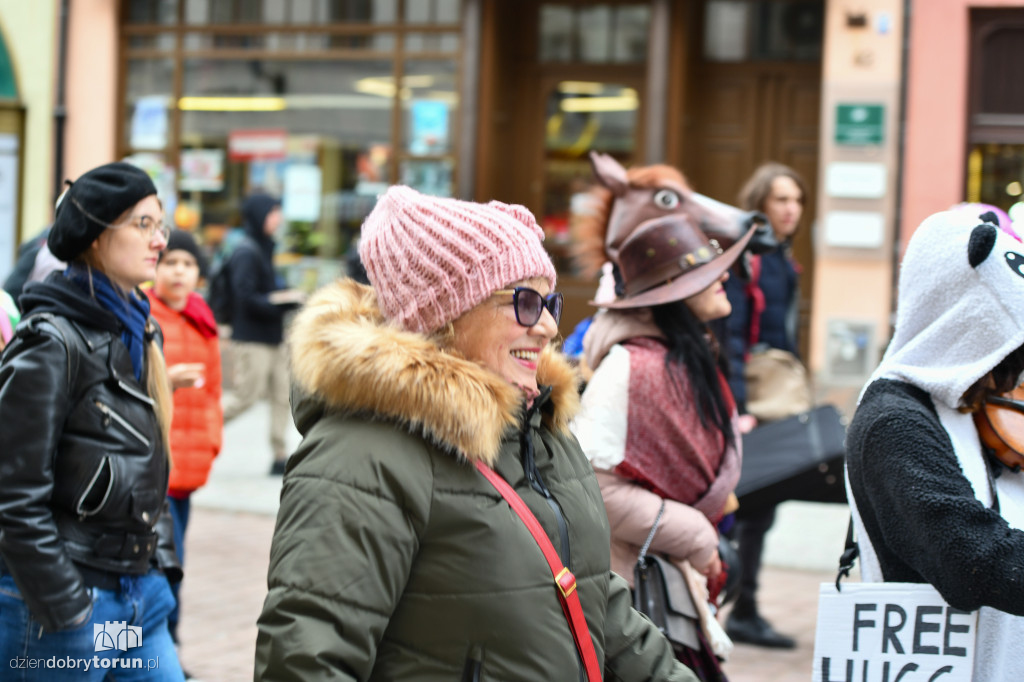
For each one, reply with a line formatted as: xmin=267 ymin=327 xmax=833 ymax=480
xmin=95 ymin=401 xmax=111 ymax=428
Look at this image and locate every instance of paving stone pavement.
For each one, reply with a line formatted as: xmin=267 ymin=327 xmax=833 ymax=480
xmin=175 ymin=505 xmax=832 ymax=682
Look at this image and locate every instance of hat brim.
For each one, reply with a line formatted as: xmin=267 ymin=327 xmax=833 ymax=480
xmin=591 ymin=224 xmax=755 ymax=309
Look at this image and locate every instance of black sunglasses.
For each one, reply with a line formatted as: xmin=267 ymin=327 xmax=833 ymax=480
xmin=493 ymin=287 xmax=563 ymax=327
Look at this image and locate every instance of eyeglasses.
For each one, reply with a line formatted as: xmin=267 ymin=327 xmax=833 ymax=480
xmin=70 ymin=196 xmax=171 ymax=242
xmin=493 ymin=287 xmax=563 ymax=327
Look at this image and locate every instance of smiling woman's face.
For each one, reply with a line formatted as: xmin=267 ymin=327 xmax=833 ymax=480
xmin=450 ymin=277 xmax=559 ymax=393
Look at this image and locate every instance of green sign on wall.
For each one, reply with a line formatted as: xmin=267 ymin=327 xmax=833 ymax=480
xmin=835 ymin=104 xmax=884 ymax=146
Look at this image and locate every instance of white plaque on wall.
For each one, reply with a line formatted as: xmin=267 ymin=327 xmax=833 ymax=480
xmin=824 ymin=211 xmax=885 ymax=249
xmin=825 ymin=162 xmax=888 ymax=198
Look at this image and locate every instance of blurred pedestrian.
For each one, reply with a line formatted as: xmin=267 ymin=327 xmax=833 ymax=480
xmin=219 ymin=193 xmax=304 ymax=475
xmin=0 ymin=162 xmax=184 ymax=680
xmin=722 ymin=162 xmax=807 ymax=649
xmin=3 ymin=226 xmax=50 ymax=307
xmin=144 ymin=229 xmax=222 ymax=648
xmin=574 ymin=213 xmax=757 ymax=680
xmin=255 ymin=186 xmax=697 ymax=681
xmin=846 ymin=209 xmax=1024 ymax=680
xmin=0 ymin=288 xmax=19 ymax=351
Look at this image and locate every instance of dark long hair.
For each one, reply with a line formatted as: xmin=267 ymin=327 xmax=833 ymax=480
xmin=961 ymin=342 xmax=1024 ymax=412
xmin=650 ymin=299 xmax=735 ymax=449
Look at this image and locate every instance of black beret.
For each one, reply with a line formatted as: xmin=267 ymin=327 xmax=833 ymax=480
xmin=161 ymin=229 xmax=209 ymax=278
xmin=49 ymin=162 xmax=158 ymax=262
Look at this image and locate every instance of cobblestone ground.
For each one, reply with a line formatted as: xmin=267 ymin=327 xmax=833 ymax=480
xmin=177 ymin=506 xmax=828 ymax=681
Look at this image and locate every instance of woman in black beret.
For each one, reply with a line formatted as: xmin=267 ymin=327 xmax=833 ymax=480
xmin=0 ymin=162 xmax=186 ymax=680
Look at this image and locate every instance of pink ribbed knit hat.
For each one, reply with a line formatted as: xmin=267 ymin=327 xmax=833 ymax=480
xmin=359 ymin=186 xmax=557 ymax=334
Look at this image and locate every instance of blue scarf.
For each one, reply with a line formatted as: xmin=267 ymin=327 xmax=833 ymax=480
xmin=66 ymin=266 xmax=151 ymax=381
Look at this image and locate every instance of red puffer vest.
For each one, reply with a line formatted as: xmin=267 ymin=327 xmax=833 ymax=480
xmin=146 ymin=290 xmax=223 ymax=496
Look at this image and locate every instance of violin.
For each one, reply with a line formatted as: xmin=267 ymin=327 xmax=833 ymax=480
xmin=973 ymin=384 xmax=1024 ymax=472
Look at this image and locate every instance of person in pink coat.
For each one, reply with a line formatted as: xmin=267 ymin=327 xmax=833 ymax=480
xmin=573 ymin=212 xmax=754 ymax=681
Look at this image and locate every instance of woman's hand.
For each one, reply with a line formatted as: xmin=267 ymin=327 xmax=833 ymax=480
xmin=168 ymin=363 xmax=206 ymax=390
xmin=694 ymin=547 xmax=722 ymax=581
xmin=737 ymin=413 xmax=758 ymax=434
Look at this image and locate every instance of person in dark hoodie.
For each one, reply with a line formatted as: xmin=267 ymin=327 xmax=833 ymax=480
xmin=220 ymin=192 xmax=305 ymax=475
xmin=0 ymin=162 xmax=185 ymax=680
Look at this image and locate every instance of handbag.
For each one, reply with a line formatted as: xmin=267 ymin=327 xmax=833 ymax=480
xmin=633 ymin=501 xmax=702 ymax=651
xmin=744 ymin=348 xmax=813 ymax=422
xmin=735 ymin=404 xmax=848 ymax=513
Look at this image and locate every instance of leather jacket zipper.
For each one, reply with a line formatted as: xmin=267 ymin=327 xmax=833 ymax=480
xmin=117 ymin=379 xmax=155 ymax=406
xmin=75 ymin=456 xmax=114 ymax=520
xmin=94 ymin=400 xmax=151 ymax=447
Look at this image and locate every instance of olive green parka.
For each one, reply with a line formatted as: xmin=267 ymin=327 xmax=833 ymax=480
xmin=254 ymin=280 xmax=697 ymax=682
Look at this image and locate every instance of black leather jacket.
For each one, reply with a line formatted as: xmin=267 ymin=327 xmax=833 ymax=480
xmin=0 ymin=276 xmax=179 ymax=631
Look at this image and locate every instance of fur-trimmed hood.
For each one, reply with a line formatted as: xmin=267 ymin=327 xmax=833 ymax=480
xmin=289 ymin=279 xmax=582 ymax=465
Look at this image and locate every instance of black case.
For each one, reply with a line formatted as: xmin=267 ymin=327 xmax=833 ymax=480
xmin=735 ymin=404 xmax=848 ymax=513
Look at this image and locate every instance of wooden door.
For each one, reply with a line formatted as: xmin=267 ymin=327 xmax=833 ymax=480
xmin=685 ymin=61 xmax=821 ymax=357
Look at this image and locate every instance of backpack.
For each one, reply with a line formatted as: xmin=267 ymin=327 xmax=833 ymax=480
xmin=206 ymin=255 xmax=233 ymax=324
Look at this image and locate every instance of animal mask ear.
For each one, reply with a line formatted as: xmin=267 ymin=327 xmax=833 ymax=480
xmin=589 ymin=151 xmax=629 ymax=196
xmin=969 ymin=223 xmax=997 ymax=269
xmin=979 ymin=210 xmax=1000 ymax=226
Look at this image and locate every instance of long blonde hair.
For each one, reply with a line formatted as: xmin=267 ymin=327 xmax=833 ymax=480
xmin=76 ymin=253 xmax=173 ymax=457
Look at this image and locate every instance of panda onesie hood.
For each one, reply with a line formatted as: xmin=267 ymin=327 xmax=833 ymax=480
xmin=845 ymin=210 xmax=1024 ymax=680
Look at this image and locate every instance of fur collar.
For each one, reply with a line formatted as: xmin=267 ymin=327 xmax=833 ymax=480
xmin=289 ymin=279 xmax=581 ymax=465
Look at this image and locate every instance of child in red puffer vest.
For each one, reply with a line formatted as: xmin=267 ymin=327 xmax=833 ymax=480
xmin=145 ymin=229 xmax=222 ymax=646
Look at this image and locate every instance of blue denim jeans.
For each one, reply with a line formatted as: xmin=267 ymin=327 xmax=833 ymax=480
xmin=166 ymin=494 xmax=191 ymax=642
xmin=0 ymin=570 xmax=185 ymax=681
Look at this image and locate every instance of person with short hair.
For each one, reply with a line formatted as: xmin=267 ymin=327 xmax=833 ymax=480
xmin=255 ymin=185 xmax=697 ymax=682
xmin=219 ymin=192 xmax=305 ymax=475
xmin=0 ymin=162 xmax=184 ymax=680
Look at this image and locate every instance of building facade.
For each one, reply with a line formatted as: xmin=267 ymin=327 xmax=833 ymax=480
xmin=6 ymin=0 xmax=1020 ymax=406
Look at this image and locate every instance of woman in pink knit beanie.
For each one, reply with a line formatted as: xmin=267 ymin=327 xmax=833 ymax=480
xmin=256 ymin=185 xmax=698 ymax=681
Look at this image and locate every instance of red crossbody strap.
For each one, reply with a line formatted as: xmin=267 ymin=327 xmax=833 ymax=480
xmin=474 ymin=461 xmax=603 ymax=682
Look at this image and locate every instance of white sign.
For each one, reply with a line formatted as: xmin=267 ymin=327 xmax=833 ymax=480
xmin=228 ymin=129 xmax=287 ymax=161
xmin=130 ymin=96 xmax=168 ymax=150
xmin=282 ymin=164 xmax=322 ymax=222
xmin=813 ymin=583 xmax=977 ymax=682
xmin=179 ymin=149 xmax=224 ymax=192
xmin=825 ymin=211 xmax=886 ymax=249
xmin=826 ymin=162 xmax=888 ymax=199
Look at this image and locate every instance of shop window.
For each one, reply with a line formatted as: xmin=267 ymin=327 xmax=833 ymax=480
xmin=703 ymin=0 xmax=823 ymax=63
xmin=128 ymin=33 xmax=177 ymax=50
xmin=542 ymin=80 xmax=638 ymax=267
xmin=967 ymin=144 xmax=1024 ymax=223
xmin=401 ymin=63 xmax=458 ymax=156
xmin=185 ymin=0 xmax=399 ymax=25
xmin=967 ymin=10 xmax=1024 ymax=221
xmin=539 ymin=3 xmax=650 ymax=64
xmin=121 ymin=0 xmax=462 ymax=269
xmin=127 ymin=0 xmax=179 ymax=25
xmin=405 ymin=32 xmax=460 ymax=54
xmin=124 ymin=58 xmax=175 ymax=152
xmin=405 ymin=0 xmax=459 ymax=25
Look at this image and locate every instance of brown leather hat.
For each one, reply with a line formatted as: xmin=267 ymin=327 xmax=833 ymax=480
xmin=595 ymin=214 xmax=755 ymax=309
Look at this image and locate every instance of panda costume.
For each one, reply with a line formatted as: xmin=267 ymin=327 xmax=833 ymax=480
xmin=846 ymin=210 xmax=1024 ymax=680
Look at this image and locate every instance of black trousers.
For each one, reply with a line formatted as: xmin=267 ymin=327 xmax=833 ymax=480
xmin=731 ymin=503 xmax=777 ymax=612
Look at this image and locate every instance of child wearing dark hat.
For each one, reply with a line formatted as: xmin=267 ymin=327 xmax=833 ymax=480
xmin=0 ymin=161 xmax=186 ymax=679
xmin=145 ymin=229 xmax=223 ymax=651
